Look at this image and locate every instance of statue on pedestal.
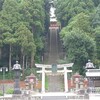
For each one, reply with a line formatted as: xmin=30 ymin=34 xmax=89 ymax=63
xmin=85 ymin=59 xmax=95 ymax=69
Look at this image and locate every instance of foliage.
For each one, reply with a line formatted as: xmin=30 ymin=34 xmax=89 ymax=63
xmin=0 ymin=0 xmax=99 ymax=77
xmin=0 ymin=91 xmax=3 ymax=96
xmin=94 ymin=27 xmax=100 ymax=67
xmin=92 ymin=4 xmax=100 ymax=28
xmin=61 ymin=29 xmax=96 ymax=75
xmin=0 ymin=71 xmax=13 ymax=80
xmin=67 ymin=13 xmax=92 ymax=33
xmin=0 ymin=0 xmax=47 ymax=70
xmin=92 ymin=0 xmax=100 ymax=7
xmin=55 ymin=0 xmax=95 ymax=27
xmin=24 ymin=67 xmax=37 ymax=77
xmin=95 ymin=27 xmax=100 ymax=59
xmin=56 ymin=0 xmax=99 ymax=74
xmin=0 ymin=0 xmax=4 ymax=11
xmin=6 ymin=89 xmax=14 ymax=94
xmin=45 ymin=75 xmax=48 ymax=90
xmin=15 ymin=24 xmax=36 ymax=55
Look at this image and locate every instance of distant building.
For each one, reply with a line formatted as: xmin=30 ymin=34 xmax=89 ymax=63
xmin=86 ymin=69 xmax=100 ymax=87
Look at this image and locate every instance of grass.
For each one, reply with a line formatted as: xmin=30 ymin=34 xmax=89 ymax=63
xmin=6 ymin=89 xmax=14 ymax=94
xmin=45 ymin=75 xmax=49 ymax=90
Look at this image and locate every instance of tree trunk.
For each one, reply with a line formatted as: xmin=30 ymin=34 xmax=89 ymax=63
xmin=21 ymin=48 xmax=25 ymax=75
xmin=25 ymin=56 xmax=28 ymax=69
xmin=0 ymin=48 xmax=1 ymax=60
xmin=22 ymin=54 xmax=25 ymax=74
xmin=31 ymin=53 xmax=34 ymax=68
xmin=9 ymin=44 xmax=12 ymax=71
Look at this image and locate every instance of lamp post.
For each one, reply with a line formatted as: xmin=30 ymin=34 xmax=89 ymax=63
xmin=12 ymin=61 xmax=22 ymax=94
xmin=0 ymin=67 xmax=8 ymax=96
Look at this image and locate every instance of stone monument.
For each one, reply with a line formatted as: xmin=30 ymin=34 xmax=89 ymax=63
xmin=12 ymin=61 xmax=22 ymax=95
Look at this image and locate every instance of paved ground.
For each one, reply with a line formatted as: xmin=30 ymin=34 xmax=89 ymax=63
xmin=41 ymin=96 xmax=67 ymax=100
xmin=48 ymin=75 xmax=64 ymax=92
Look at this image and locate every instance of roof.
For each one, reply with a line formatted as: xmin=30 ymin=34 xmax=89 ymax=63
xmin=35 ymin=63 xmax=74 ymax=68
xmin=86 ymin=69 xmax=100 ymax=77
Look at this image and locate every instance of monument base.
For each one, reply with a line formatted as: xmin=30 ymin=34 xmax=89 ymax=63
xmin=13 ymin=90 xmax=21 ymax=94
xmin=12 ymin=94 xmax=22 ymax=100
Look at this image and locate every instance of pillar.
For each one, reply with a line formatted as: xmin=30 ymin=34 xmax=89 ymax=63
xmin=42 ymin=67 xmax=45 ymax=93
xmin=64 ymin=67 xmax=68 ymax=92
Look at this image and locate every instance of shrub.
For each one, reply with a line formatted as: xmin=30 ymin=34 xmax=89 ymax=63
xmin=6 ymin=89 xmax=14 ymax=94
xmin=0 ymin=91 xmax=3 ymax=96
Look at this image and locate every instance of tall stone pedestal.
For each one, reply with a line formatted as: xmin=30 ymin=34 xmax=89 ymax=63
xmin=13 ymin=69 xmax=21 ymax=94
xmin=12 ymin=94 xmax=22 ymax=100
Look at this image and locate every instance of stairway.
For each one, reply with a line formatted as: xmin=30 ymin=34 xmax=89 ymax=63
xmin=48 ymin=75 xmax=64 ymax=92
xmin=46 ymin=29 xmax=64 ymax=92
xmin=43 ymin=2 xmax=64 ymax=92
xmin=48 ymin=29 xmax=59 ymax=64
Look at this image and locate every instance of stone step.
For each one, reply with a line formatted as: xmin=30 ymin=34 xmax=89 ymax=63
xmin=47 ymin=75 xmax=64 ymax=92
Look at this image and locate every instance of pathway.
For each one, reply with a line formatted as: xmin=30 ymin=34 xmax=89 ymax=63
xmin=48 ymin=29 xmax=59 ymax=64
xmin=48 ymin=75 xmax=64 ymax=92
xmin=43 ymin=1 xmax=64 ymax=92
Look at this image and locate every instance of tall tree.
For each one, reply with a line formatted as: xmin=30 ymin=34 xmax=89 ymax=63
xmin=56 ymin=0 xmax=95 ymax=27
xmin=15 ymin=24 xmax=36 ymax=71
xmin=94 ymin=27 xmax=100 ymax=67
xmin=0 ymin=0 xmax=21 ymax=69
xmin=92 ymin=4 xmax=100 ymax=28
xmin=92 ymin=0 xmax=100 ymax=7
xmin=62 ymin=29 xmax=96 ymax=75
xmin=3 ymin=32 xmax=16 ymax=71
xmin=0 ymin=0 xmax=4 ymax=10
xmin=20 ymin=0 xmax=45 ymax=63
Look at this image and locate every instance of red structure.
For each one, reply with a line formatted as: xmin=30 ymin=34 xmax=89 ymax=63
xmin=49 ymin=20 xmax=60 ymax=30
xmin=67 ymin=73 xmax=88 ymax=90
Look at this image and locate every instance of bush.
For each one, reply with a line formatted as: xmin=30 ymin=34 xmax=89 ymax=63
xmin=6 ymin=89 xmax=14 ymax=94
xmin=0 ymin=91 xmax=3 ymax=96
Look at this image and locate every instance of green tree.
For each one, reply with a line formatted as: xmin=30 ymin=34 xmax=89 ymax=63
xmin=92 ymin=4 xmax=100 ymax=28
xmin=92 ymin=0 xmax=100 ymax=7
xmin=60 ymin=13 xmax=93 ymax=40
xmin=0 ymin=35 xmax=3 ymax=62
xmin=15 ymin=24 xmax=36 ymax=71
xmin=0 ymin=0 xmax=4 ymax=10
xmin=67 ymin=13 xmax=92 ymax=33
xmin=56 ymin=0 xmax=95 ymax=27
xmin=3 ymin=32 xmax=16 ymax=71
xmin=62 ymin=29 xmax=96 ymax=75
xmin=0 ymin=0 xmax=21 ymax=69
xmin=94 ymin=27 xmax=100 ymax=67
xmin=20 ymin=0 xmax=46 ymax=63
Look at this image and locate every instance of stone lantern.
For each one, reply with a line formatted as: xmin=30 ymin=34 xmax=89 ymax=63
xmin=73 ymin=73 xmax=83 ymax=90
xmin=26 ymin=73 xmax=36 ymax=91
xmin=25 ymin=78 xmax=29 ymax=90
xmin=12 ymin=61 xmax=22 ymax=94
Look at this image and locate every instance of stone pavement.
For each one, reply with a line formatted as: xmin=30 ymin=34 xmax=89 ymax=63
xmin=47 ymin=75 xmax=64 ymax=92
xmin=0 ymin=92 xmax=90 ymax=100
xmin=41 ymin=96 xmax=66 ymax=100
